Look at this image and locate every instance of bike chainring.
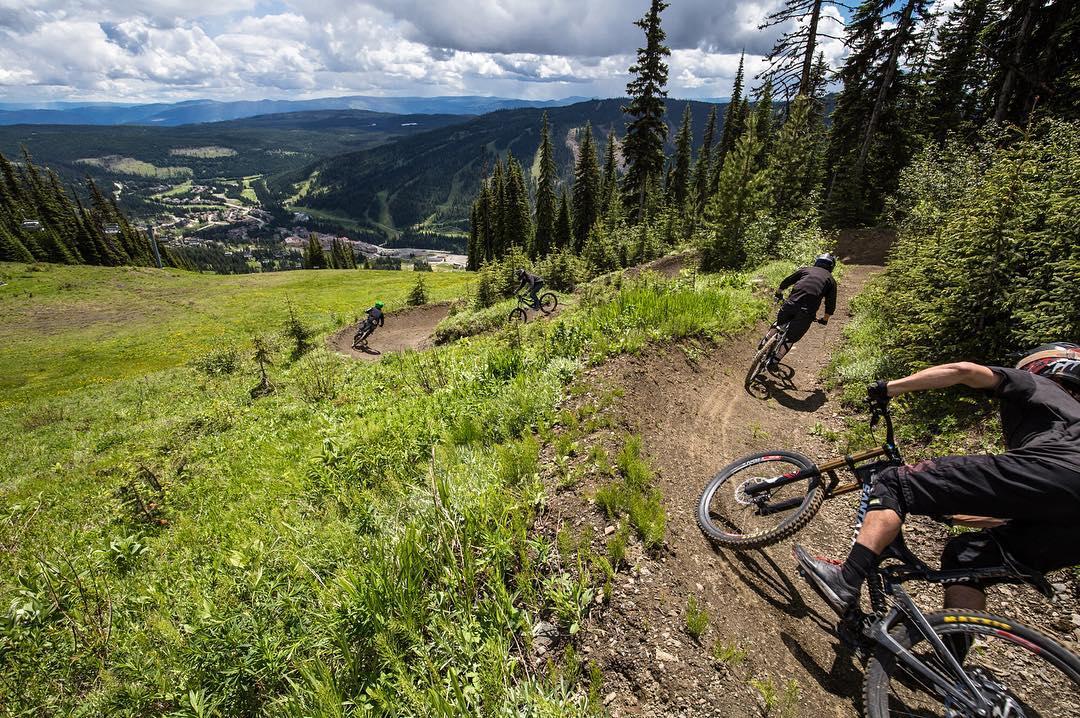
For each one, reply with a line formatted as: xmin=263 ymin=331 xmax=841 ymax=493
xmin=943 ymin=668 xmax=1026 ymax=718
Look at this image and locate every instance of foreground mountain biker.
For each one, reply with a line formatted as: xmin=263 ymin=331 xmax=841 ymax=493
xmin=514 ymin=268 xmax=545 ymax=310
xmin=797 ymin=343 xmax=1080 ymax=623
xmin=769 ymin=253 xmax=838 ymax=372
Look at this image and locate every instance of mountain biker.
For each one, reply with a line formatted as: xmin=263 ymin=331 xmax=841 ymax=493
xmin=514 ymin=268 xmax=544 ymax=310
xmin=769 ymin=253 xmax=838 ymax=371
xmin=796 ymin=343 xmax=1080 ymax=624
xmin=361 ymin=301 xmax=386 ymax=337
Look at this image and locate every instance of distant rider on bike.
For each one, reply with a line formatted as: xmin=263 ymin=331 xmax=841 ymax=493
xmin=514 ymin=268 xmax=545 ymax=310
xmin=362 ymin=301 xmax=386 ymax=336
xmin=797 ymin=343 xmax=1080 ymax=622
xmin=769 ymin=253 xmax=838 ymax=371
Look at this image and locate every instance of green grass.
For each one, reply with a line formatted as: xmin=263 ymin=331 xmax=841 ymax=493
xmin=76 ymin=156 xmax=193 ymax=178
xmin=0 ymin=260 xmax=782 ymax=715
xmin=169 ymin=146 xmax=238 ymax=158
xmin=0 ymin=262 xmax=471 ymax=405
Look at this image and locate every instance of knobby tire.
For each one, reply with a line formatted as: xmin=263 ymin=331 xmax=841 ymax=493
xmin=696 ymin=450 xmax=824 ymax=549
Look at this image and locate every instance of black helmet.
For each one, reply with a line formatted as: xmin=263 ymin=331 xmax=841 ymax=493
xmin=1016 ymin=342 xmax=1080 ymax=393
xmin=514 ymin=268 xmax=525 ymax=278
xmin=814 ymin=253 xmax=837 ymax=271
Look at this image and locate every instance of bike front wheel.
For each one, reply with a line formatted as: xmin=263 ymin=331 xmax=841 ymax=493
xmin=539 ymin=292 xmax=558 ymax=314
xmin=697 ymin=450 xmax=822 ymax=549
xmin=864 ymin=610 xmax=1080 ymax=718
xmin=745 ymin=330 xmax=779 ymax=391
xmin=508 ymin=307 xmax=528 ymax=325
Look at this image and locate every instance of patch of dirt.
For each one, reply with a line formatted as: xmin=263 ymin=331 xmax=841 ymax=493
xmin=540 ymin=264 xmax=1078 ymax=716
xmin=327 ymin=303 xmax=450 ymax=360
xmin=625 ymin=250 xmax=697 ymax=280
xmin=834 ymin=228 xmax=896 ymax=266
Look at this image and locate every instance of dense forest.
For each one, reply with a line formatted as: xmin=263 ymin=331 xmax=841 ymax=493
xmin=466 ymin=0 xmax=1079 ymax=284
xmin=0 ymin=149 xmax=175 ymax=267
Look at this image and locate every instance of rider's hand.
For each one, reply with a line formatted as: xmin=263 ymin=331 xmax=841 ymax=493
xmin=773 ymin=291 xmax=783 ymax=301
xmin=867 ymin=379 xmax=890 ymax=403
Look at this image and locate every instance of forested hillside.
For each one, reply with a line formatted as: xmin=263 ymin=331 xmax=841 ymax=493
xmin=287 ymin=98 xmax=752 ymax=240
xmin=0 ymin=150 xmax=168 ymax=267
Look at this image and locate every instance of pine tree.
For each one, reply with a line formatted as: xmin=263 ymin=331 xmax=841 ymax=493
xmin=572 ymin=123 xmax=602 ymax=253
xmin=407 ymin=273 xmax=429 ymax=306
xmin=600 ymin=131 xmax=620 ymax=214
xmin=920 ymin=0 xmax=994 ymax=143
xmin=303 ymin=234 xmax=326 ymax=269
xmin=691 ymin=106 xmax=718 ymax=215
xmin=752 ymin=80 xmax=777 ymax=166
xmin=622 ymin=0 xmax=671 ymax=219
xmin=491 ymin=160 xmax=508 ymax=257
xmin=467 ymin=201 xmax=482 ymax=270
xmin=716 ymin=53 xmax=748 ymax=176
xmin=701 ymin=115 xmax=771 ymax=270
xmin=0 ymin=223 xmax=32 ymax=262
xmin=766 ymin=95 xmax=825 ymax=220
xmin=503 ymin=153 xmax=533 ymax=253
xmin=533 ymin=112 xmax=558 ymax=259
xmin=758 ymin=0 xmax=846 ymax=97
xmin=669 ymin=104 xmax=694 ymax=209
xmin=555 ymin=189 xmax=573 ymax=251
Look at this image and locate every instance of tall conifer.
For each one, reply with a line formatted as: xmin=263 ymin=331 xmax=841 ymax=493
xmin=622 ymin=0 xmax=671 ymax=219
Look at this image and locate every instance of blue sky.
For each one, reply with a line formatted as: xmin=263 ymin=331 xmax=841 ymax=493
xmin=0 ymin=0 xmax=852 ymax=104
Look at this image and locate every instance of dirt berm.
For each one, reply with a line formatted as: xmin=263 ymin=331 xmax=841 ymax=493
xmin=327 ymin=303 xmax=449 ymax=360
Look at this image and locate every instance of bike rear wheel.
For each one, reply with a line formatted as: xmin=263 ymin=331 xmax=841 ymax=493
xmin=352 ymin=326 xmax=373 ymax=349
xmin=538 ymin=292 xmax=557 ymax=314
xmin=508 ymin=307 xmax=528 ymax=325
xmin=697 ymin=450 xmax=822 ymax=549
xmin=864 ymin=610 xmax=1080 ymax=717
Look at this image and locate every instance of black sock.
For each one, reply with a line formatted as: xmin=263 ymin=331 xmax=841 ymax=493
xmin=841 ymin=543 xmax=878 ymax=586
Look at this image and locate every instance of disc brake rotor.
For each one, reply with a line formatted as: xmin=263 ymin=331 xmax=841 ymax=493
xmin=734 ymin=476 xmax=772 ymax=506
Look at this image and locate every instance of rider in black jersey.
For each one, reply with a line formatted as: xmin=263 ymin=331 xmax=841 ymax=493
xmin=514 ymin=269 xmax=545 ymax=310
xmin=770 ymin=253 xmax=838 ymax=371
xmin=797 ymin=343 xmax=1080 ymax=620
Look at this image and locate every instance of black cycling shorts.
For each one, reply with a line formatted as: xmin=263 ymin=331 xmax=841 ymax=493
xmin=776 ymin=302 xmax=814 ymax=345
xmin=941 ymin=521 xmax=1080 ymax=587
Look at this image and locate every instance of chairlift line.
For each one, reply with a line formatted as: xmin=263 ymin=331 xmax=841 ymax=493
xmin=104 ymin=223 xmax=121 ymax=235
xmin=20 ymin=219 xmax=42 ymax=232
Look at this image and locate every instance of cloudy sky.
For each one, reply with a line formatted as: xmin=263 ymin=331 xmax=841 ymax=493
xmin=0 ymin=0 xmax=849 ymax=104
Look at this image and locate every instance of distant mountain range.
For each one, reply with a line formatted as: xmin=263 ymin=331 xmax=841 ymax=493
xmin=0 ymin=96 xmax=591 ymax=127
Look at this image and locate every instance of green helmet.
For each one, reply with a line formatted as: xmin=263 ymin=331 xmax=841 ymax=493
xmin=374 ymin=301 xmax=384 ymax=309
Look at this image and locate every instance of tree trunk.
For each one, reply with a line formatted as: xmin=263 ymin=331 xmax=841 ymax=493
xmin=993 ymin=0 xmax=1034 ymax=124
xmin=799 ymin=0 xmax=824 ymax=96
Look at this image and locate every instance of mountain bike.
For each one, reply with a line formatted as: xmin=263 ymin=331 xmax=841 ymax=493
xmin=508 ymin=291 xmax=557 ymax=325
xmin=801 ymin=532 xmax=1080 ymax=716
xmin=352 ymin=319 xmax=376 ymax=349
xmin=699 ymin=403 xmax=1080 ymax=715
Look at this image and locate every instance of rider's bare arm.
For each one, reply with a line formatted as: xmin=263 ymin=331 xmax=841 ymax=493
xmin=883 ymin=362 xmax=999 ymax=397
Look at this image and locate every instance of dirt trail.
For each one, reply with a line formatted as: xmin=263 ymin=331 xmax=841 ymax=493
xmin=550 ymin=262 xmax=1078 ymax=716
xmin=327 ymin=303 xmax=449 ymax=360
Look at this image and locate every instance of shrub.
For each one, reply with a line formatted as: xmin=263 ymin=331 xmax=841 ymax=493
xmin=407 ymin=274 xmax=429 ymax=306
xmin=369 ymin=255 xmax=402 ymax=270
xmin=412 ymin=259 xmax=433 ymax=272
xmin=684 ymin=595 xmax=709 ymax=641
xmin=191 ymin=346 xmax=241 ymax=376
xmin=294 ymin=349 xmax=342 ymax=402
xmin=283 ymin=299 xmax=313 ymax=360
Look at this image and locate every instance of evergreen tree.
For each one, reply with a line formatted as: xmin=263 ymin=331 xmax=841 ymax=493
xmin=533 ymin=112 xmax=558 ymax=259
xmin=622 ymin=0 xmax=671 ymax=219
xmin=503 ymin=152 xmax=533 ymax=252
xmin=691 ymin=106 xmax=718 ymax=215
xmin=701 ymin=116 xmax=770 ymax=270
xmin=752 ymin=80 xmax=777 ymax=166
xmin=407 ymin=273 xmax=429 ymax=306
xmin=920 ymin=0 xmax=994 ymax=143
xmin=758 ymin=0 xmax=846 ymax=97
xmin=716 ymin=53 xmax=748 ymax=176
xmin=572 ymin=123 xmax=602 ymax=253
xmin=303 ymin=234 xmax=326 ymax=269
xmin=669 ymin=104 xmax=694 ymax=209
xmin=491 ymin=160 xmax=508 ymax=257
xmin=600 ymin=131 xmax=620 ymax=214
xmin=0 ymin=223 xmax=32 ymax=262
xmin=555 ymin=189 xmax=573 ymax=251
xmin=766 ymin=95 xmax=825 ymax=220
xmin=467 ymin=201 xmax=482 ymax=270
